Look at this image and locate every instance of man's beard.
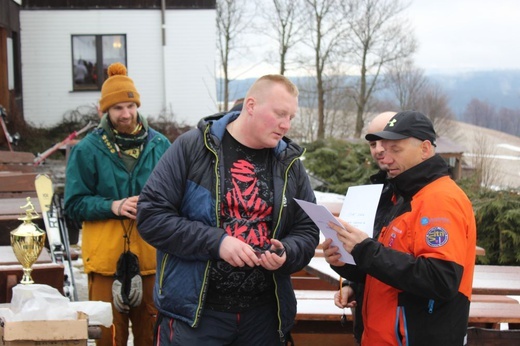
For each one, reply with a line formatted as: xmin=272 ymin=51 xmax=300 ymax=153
xmin=115 ymin=119 xmax=138 ymax=134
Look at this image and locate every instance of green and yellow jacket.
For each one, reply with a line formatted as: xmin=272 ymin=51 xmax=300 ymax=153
xmin=64 ymin=115 xmax=170 ymax=275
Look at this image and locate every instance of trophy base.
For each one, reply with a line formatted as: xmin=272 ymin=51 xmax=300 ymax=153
xmin=20 ymin=269 xmax=35 ymax=285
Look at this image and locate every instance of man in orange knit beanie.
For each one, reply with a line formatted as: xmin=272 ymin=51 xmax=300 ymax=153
xmin=65 ymin=62 xmax=170 ymax=346
xmin=99 ymin=63 xmax=141 ymax=113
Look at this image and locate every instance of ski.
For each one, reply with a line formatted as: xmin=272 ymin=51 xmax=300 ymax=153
xmin=35 ymin=173 xmax=78 ymax=301
xmin=34 ymin=121 xmax=96 ymax=166
xmin=52 ymin=192 xmax=79 ymax=301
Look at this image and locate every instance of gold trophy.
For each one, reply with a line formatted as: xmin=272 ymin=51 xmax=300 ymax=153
xmin=10 ymin=197 xmax=47 ymax=284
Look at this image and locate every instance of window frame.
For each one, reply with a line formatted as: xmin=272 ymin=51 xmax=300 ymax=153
xmin=71 ymin=34 xmax=128 ymax=92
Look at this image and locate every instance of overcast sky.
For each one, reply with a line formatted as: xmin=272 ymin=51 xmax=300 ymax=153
xmin=232 ymin=0 xmax=519 ymax=78
xmin=408 ymin=0 xmax=519 ymax=74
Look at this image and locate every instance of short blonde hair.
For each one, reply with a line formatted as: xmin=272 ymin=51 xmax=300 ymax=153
xmin=246 ymin=74 xmax=299 ymax=99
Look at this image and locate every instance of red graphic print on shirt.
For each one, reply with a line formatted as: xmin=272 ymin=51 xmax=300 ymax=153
xmin=222 ymin=159 xmax=272 ymax=248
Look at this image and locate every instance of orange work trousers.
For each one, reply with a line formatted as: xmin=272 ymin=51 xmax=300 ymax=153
xmin=88 ymin=272 xmax=157 ymax=346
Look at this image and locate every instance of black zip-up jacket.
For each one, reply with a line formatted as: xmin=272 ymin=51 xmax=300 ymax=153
xmin=348 ymin=169 xmax=395 ymax=342
xmin=137 ymin=111 xmax=320 ymax=339
xmin=333 ymin=155 xmax=476 ymax=345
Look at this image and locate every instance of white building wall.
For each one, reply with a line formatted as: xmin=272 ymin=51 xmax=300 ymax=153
xmin=20 ymin=9 xmax=216 ymax=127
xmin=164 ymin=10 xmax=218 ymax=125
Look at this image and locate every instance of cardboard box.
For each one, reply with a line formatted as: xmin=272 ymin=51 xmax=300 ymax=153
xmin=0 ymin=312 xmax=88 ymax=346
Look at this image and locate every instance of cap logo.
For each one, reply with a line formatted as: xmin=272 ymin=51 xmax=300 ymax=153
xmin=388 ymin=119 xmax=397 ymax=127
xmin=128 ymin=92 xmax=134 ymax=98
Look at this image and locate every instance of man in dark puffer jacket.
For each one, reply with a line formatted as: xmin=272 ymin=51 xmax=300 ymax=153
xmin=137 ymin=74 xmax=320 ymax=345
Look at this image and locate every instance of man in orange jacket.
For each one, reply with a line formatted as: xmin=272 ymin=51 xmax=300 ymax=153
xmin=325 ymin=111 xmax=476 ymax=345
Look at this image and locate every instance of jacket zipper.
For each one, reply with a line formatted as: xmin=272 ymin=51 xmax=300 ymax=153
xmin=428 ymin=299 xmax=435 ymax=313
xmin=187 ymin=125 xmax=221 ymax=327
xmin=273 ymin=151 xmax=302 ymax=342
xmin=158 ymin=253 xmax=168 ymax=295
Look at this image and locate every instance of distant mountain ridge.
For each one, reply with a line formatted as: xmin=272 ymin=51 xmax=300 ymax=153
xmin=220 ymin=70 xmax=520 ymax=117
xmin=428 ymin=70 xmax=520 ymax=114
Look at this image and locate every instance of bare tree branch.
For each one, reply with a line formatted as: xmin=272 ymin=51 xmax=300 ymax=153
xmin=217 ymin=0 xmax=248 ymax=110
xmin=301 ymin=0 xmax=349 ymax=139
xmin=253 ymin=0 xmax=306 ymax=75
xmin=343 ymin=0 xmax=417 ymax=138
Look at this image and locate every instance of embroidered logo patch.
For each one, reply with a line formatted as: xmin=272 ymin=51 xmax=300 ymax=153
xmin=426 ymin=227 xmax=449 ymax=247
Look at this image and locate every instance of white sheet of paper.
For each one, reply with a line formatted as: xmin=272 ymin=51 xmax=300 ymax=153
xmin=294 ymin=198 xmax=352 ymax=263
xmin=339 ymin=184 xmax=384 ymax=239
xmin=295 ymin=184 xmax=383 ymax=265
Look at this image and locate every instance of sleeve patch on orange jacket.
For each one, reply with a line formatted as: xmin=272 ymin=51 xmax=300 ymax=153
xmin=426 ymin=227 xmax=449 ymax=247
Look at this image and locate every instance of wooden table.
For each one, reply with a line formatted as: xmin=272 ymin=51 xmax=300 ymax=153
xmin=304 ymin=257 xmax=520 ymax=328
xmin=305 ymin=257 xmax=520 ymax=296
xmin=472 ymin=265 xmax=520 ymax=295
xmin=0 ymin=196 xmax=41 ymax=219
xmin=294 ymin=289 xmax=520 ymax=324
xmin=294 ymin=289 xmax=352 ymax=319
xmin=0 ymin=245 xmax=51 ymax=265
xmin=0 ymin=246 xmax=64 ymax=303
xmin=469 ymin=302 xmax=520 ymax=324
xmin=304 ymin=256 xmax=341 ymax=288
xmin=0 ymin=196 xmax=44 ymax=246
xmin=293 ymin=289 xmax=355 ymax=345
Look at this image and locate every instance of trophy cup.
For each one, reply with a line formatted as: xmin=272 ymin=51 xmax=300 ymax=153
xmin=10 ymin=197 xmax=47 ymax=284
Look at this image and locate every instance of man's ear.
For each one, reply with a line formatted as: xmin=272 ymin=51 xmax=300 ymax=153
xmin=244 ymin=96 xmax=255 ymax=115
xmin=420 ymin=140 xmax=433 ymax=159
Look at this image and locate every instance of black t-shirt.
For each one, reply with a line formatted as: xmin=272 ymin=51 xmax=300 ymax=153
xmin=205 ymin=130 xmax=275 ymax=312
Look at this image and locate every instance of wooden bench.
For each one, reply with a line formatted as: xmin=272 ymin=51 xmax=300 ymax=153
xmin=467 ymin=326 xmax=520 ymax=345
xmin=292 ymin=259 xmax=354 ymax=345
xmin=0 ymin=246 xmax=64 ymax=303
xmin=471 ymin=295 xmax=520 ymax=329
xmin=294 ymin=289 xmax=520 ymax=324
xmin=295 ymin=290 xmax=348 ymax=320
xmin=469 ymin=302 xmax=520 ymax=329
xmin=291 ymin=268 xmax=337 ymax=291
xmin=293 ymin=289 xmax=355 ymax=345
xmin=293 ymin=288 xmax=520 ymax=342
xmin=0 ymin=151 xmax=40 ymax=245
xmin=0 ymin=151 xmax=79 ymax=257
xmin=0 ymin=171 xmax=39 ymax=197
xmin=472 ymin=294 xmax=519 ymax=304
xmin=0 ymin=151 xmax=37 ymax=174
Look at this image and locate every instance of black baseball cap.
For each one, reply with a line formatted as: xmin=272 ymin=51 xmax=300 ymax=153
xmin=365 ymin=110 xmax=437 ymax=146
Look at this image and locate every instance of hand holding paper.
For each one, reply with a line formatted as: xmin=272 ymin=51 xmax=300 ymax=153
xmin=321 ymin=237 xmax=349 ymax=267
xmin=294 ymin=199 xmax=352 ymax=263
xmin=295 ymin=184 xmax=383 ymax=265
xmin=327 ymin=218 xmax=370 ymax=254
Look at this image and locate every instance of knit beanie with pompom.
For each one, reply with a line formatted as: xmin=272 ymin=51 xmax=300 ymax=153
xmin=99 ymin=62 xmax=141 ymax=113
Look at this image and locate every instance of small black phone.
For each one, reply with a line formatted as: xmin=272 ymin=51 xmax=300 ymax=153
xmin=269 ymin=247 xmax=286 ymax=257
xmin=252 ymin=246 xmax=285 ymax=258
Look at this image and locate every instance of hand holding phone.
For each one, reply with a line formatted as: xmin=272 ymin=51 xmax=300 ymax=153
xmin=269 ymin=247 xmax=285 ymax=257
xmin=252 ymin=245 xmax=285 ymax=258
